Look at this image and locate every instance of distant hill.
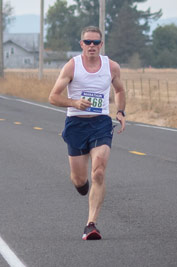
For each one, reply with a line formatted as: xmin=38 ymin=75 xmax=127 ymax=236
xmin=5 ymin=14 xmax=177 ymax=36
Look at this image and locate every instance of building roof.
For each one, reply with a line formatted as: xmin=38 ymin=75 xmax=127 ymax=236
xmin=3 ymin=33 xmax=39 ymax=52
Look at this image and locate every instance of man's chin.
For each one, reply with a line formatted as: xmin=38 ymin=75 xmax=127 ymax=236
xmin=87 ymin=51 xmax=98 ymax=57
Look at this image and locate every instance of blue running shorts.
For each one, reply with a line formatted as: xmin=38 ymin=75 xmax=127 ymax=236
xmin=62 ymin=115 xmax=113 ymax=156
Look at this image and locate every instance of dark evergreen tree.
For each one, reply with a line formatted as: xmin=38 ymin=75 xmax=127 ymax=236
xmin=45 ymin=0 xmax=162 ymax=60
xmin=106 ymin=1 xmax=162 ymax=64
xmin=45 ymin=0 xmax=80 ymax=51
xmin=151 ymin=24 xmax=177 ymax=67
xmin=107 ymin=2 xmax=147 ymax=63
xmin=73 ymin=0 xmax=99 ymax=27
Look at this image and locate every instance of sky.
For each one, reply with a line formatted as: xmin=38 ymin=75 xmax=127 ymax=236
xmin=4 ymin=0 xmax=177 ymax=19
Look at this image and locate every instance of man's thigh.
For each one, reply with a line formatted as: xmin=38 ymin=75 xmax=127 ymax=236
xmin=90 ymin=145 xmax=111 ymax=172
xmin=69 ymin=154 xmax=90 ymax=179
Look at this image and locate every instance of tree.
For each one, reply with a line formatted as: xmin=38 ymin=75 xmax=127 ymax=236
xmin=72 ymin=0 xmax=161 ymax=64
xmin=45 ymin=0 xmax=80 ymax=51
xmin=106 ymin=1 xmax=162 ymax=65
xmin=3 ymin=1 xmax=14 ymax=30
xmin=45 ymin=0 xmax=162 ymax=55
xmin=0 ymin=0 xmax=13 ymax=77
xmin=151 ymin=24 xmax=177 ymax=67
xmin=73 ymin=0 xmax=99 ymax=28
xmin=107 ymin=2 xmax=147 ymax=64
xmin=73 ymin=0 xmax=161 ymax=36
xmin=0 ymin=0 xmax=3 ymax=77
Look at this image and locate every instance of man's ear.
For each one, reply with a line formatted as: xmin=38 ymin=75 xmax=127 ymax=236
xmin=80 ymin=40 xmax=83 ymax=49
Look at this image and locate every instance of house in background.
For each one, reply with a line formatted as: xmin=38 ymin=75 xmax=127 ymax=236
xmin=3 ymin=33 xmax=39 ymax=68
xmin=44 ymin=50 xmax=81 ymax=68
xmin=3 ymin=33 xmax=81 ymax=69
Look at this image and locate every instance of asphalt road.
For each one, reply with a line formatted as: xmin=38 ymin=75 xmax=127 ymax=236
xmin=0 ymin=95 xmax=177 ymax=267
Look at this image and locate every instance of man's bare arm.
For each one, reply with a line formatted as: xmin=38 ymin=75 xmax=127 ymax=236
xmin=110 ymin=60 xmax=126 ymax=133
xmin=49 ymin=59 xmax=91 ymax=110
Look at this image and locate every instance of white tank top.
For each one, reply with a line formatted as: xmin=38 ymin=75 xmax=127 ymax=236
xmin=67 ymin=55 xmax=112 ymax=116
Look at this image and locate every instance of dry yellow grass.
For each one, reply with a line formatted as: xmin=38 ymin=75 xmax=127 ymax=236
xmin=0 ymin=69 xmax=59 ymax=102
xmin=0 ymin=68 xmax=177 ymax=128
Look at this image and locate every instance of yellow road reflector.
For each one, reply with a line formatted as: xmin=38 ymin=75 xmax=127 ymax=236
xmin=58 ymin=132 xmax=62 ymax=136
xmin=0 ymin=118 xmax=5 ymax=121
xmin=14 ymin=122 xmax=22 ymax=125
xmin=129 ymin=151 xmax=146 ymax=156
xmin=33 ymin=127 xmax=43 ymax=130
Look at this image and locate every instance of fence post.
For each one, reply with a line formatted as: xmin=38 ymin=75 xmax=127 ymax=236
xmin=166 ymin=81 xmax=169 ymax=104
xmin=158 ymin=80 xmax=161 ymax=102
xmin=140 ymin=78 xmax=143 ymax=99
xmin=132 ymin=79 xmax=135 ymax=97
xmin=125 ymin=79 xmax=128 ymax=99
xmin=149 ymin=79 xmax=152 ymax=108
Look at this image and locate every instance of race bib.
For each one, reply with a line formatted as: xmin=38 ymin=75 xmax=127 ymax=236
xmin=81 ymin=91 xmax=104 ymax=113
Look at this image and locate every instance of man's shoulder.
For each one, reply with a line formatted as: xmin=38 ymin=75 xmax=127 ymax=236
xmin=64 ymin=54 xmax=81 ymax=69
xmin=109 ymin=58 xmax=120 ymax=68
xmin=63 ymin=58 xmax=75 ymax=71
xmin=60 ymin=58 xmax=75 ymax=80
xmin=109 ymin=58 xmax=121 ymax=76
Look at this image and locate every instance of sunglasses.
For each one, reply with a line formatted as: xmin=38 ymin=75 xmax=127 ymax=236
xmin=83 ymin=40 xmax=102 ymax=46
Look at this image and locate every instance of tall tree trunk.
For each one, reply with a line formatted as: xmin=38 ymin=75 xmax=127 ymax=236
xmin=39 ymin=0 xmax=44 ymax=80
xmin=0 ymin=0 xmax=4 ymax=77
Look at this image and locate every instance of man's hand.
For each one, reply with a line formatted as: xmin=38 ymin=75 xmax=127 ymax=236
xmin=73 ymin=99 xmax=91 ymax=110
xmin=116 ymin=112 xmax=126 ymax=133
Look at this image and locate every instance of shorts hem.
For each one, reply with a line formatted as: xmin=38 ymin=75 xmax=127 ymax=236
xmin=67 ymin=137 xmax=112 ymax=156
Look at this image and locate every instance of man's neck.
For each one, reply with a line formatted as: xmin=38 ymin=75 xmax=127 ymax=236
xmin=81 ymin=54 xmax=101 ymax=73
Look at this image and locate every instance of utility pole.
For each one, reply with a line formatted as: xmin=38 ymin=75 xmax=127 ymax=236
xmin=0 ymin=0 xmax=4 ymax=77
xmin=38 ymin=0 xmax=44 ymax=80
xmin=99 ymin=0 xmax=105 ymax=55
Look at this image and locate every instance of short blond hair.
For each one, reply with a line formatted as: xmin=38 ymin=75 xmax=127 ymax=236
xmin=81 ymin=26 xmax=102 ymax=40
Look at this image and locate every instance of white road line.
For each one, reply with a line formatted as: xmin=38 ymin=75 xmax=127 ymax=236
xmin=112 ymin=119 xmax=131 ymax=126
xmin=1 ymin=95 xmax=177 ymax=132
xmin=0 ymin=95 xmax=10 ymax=100
xmin=0 ymin=236 xmax=27 ymax=267
xmin=0 ymin=95 xmax=66 ymax=113
xmin=134 ymin=123 xmax=177 ymax=132
xmin=15 ymin=99 xmax=66 ymax=113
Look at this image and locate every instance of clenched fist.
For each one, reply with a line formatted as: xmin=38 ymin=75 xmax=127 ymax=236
xmin=73 ymin=99 xmax=91 ymax=110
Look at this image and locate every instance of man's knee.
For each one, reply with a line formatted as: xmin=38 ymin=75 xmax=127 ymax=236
xmin=70 ymin=173 xmax=87 ymax=187
xmin=92 ymin=167 xmax=105 ymax=185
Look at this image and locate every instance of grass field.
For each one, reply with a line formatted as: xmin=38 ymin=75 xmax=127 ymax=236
xmin=0 ymin=68 xmax=177 ymax=128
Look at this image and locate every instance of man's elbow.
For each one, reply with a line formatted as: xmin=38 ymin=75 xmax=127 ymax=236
xmin=48 ymin=94 xmax=56 ymax=106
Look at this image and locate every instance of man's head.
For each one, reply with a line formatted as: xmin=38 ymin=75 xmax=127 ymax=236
xmin=81 ymin=26 xmax=102 ymax=40
xmin=80 ymin=26 xmax=103 ymax=57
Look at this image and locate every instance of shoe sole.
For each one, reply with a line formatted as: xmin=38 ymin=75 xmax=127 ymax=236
xmin=82 ymin=230 xmax=102 ymax=240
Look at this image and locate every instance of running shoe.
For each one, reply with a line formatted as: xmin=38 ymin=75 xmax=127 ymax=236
xmin=82 ymin=222 xmax=102 ymax=240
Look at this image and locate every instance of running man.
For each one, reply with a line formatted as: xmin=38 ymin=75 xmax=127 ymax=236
xmin=49 ymin=26 xmax=126 ymax=240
